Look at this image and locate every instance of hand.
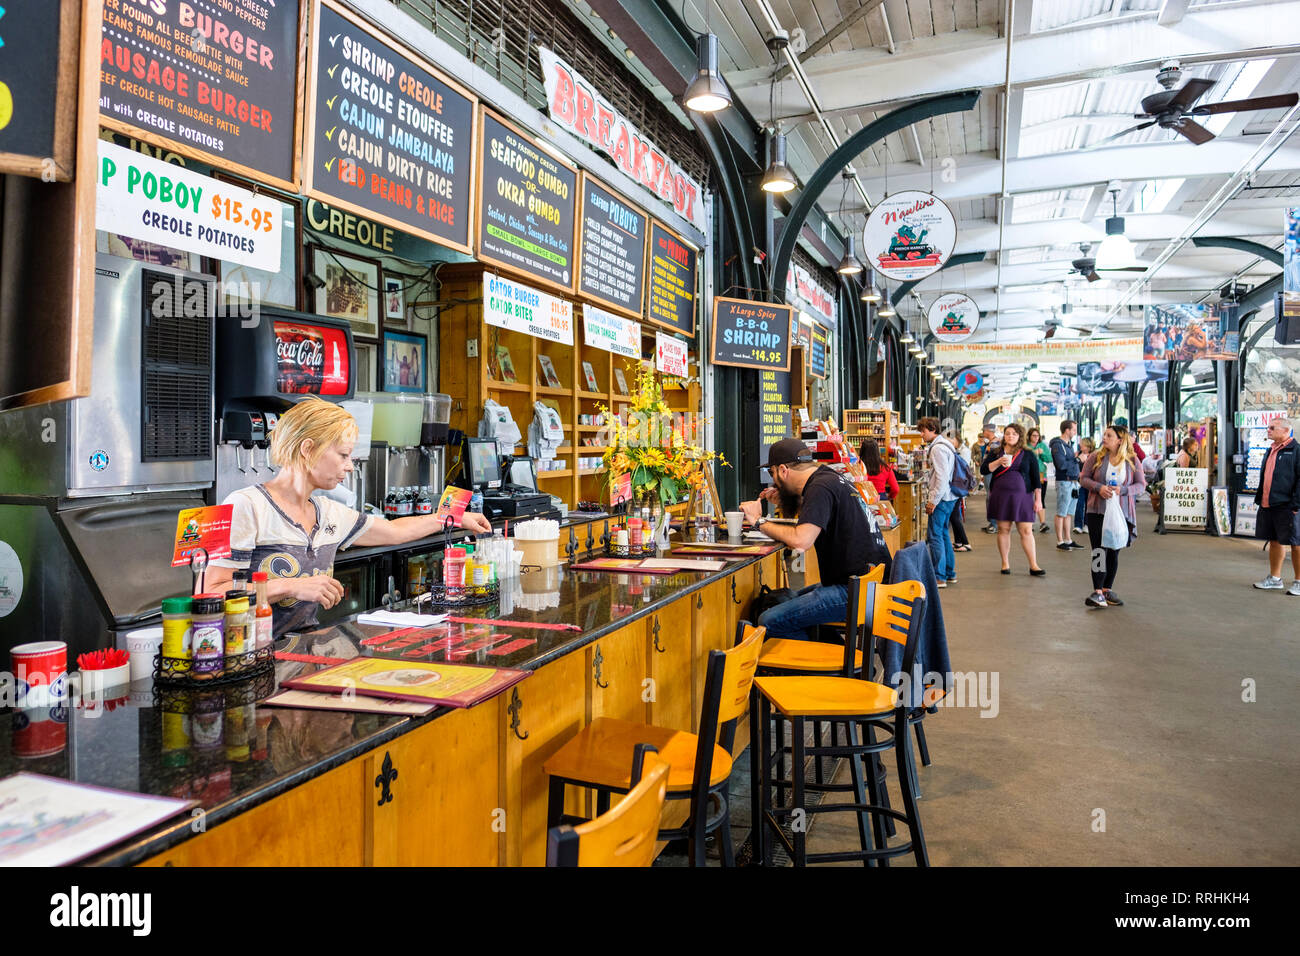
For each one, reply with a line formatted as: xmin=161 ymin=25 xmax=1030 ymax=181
xmin=459 ymin=511 xmax=492 ymax=534
xmin=1000 ymin=455 xmax=1013 ymax=469
xmin=758 ymin=486 xmax=779 ymax=503
xmin=925 ymin=502 xmax=935 ymax=515
xmin=1099 ymin=486 xmax=1115 ymax=499
xmin=739 ymin=500 xmax=762 ymax=524
xmin=292 ymin=574 xmax=345 ymax=609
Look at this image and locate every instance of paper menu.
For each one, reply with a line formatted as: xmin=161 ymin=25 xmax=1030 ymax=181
xmin=281 ymin=657 xmax=528 ymax=708
xmin=538 ymin=354 xmax=562 ymax=388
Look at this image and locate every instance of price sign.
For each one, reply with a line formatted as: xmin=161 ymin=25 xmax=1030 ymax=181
xmin=483 ymin=273 xmax=574 ymax=345
xmin=647 ymin=220 xmax=698 ymax=335
xmin=96 ymin=141 xmax=282 ymax=270
xmin=578 ymin=176 xmax=647 ymax=318
xmin=710 ymin=297 xmax=792 ymax=372
xmin=477 ymin=109 xmax=579 ymax=293
xmin=583 ymin=305 xmax=641 ymax=359
xmin=655 ymin=332 xmax=688 ymax=378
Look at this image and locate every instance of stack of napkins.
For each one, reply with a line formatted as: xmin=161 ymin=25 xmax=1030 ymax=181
xmin=356 ymin=610 xmax=449 ymax=627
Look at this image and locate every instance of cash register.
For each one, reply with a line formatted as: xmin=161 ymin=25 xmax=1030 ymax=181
xmin=466 ymin=438 xmax=551 ymax=519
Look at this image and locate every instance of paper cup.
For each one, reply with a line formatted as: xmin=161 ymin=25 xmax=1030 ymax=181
xmin=122 ymin=626 xmax=164 ymax=682
xmin=11 ymin=641 xmax=68 ymax=705
xmin=725 ymin=511 xmax=744 ymax=538
xmin=79 ymin=663 xmax=133 ymax=699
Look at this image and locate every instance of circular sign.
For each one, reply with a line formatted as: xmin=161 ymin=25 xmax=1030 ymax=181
xmin=954 ymin=368 xmax=984 ymax=395
xmin=0 ymin=540 xmax=24 ymax=618
xmin=927 ymin=293 xmax=979 ymax=343
xmin=863 ymin=190 xmax=957 ymax=282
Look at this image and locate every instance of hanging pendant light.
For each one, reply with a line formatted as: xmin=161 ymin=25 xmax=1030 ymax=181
xmin=837 ymin=234 xmax=864 ymax=275
xmin=878 ymin=283 xmax=895 ymax=317
xmin=1096 ymin=189 xmax=1136 ymax=270
xmin=684 ymin=33 xmax=731 ymax=113
xmin=761 ymin=131 xmax=796 ymax=193
xmin=859 ymin=271 xmax=881 ymax=303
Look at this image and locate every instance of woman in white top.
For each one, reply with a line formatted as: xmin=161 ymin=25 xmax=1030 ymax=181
xmin=207 ymin=398 xmax=491 ymax=637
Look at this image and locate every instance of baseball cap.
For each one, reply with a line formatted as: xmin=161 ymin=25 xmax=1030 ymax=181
xmin=762 ymin=438 xmax=814 ymax=471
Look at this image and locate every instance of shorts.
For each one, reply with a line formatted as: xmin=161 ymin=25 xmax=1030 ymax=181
xmin=1055 ymin=481 xmax=1079 ymax=518
xmin=1255 ymin=506 xmax=1300 ymax=545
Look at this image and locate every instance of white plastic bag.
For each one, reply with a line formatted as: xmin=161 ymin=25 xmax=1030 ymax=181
xmin=1101 ymin=491 xmax=1128 ymax=549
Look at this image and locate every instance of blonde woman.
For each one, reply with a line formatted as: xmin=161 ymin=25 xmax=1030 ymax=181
xmin=208 ymin=398 xmax=491 ymax=637
xmin=1077 ymin=424 xmax=1148 ymax=608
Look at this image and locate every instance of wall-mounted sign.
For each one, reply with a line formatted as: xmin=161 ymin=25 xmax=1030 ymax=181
xmin=583 ymin=304 xmax=641 ymax=359
xmin=710 ymin=297 xmax=792 ymax=372
xmin=655 ymin=332 xmax=689 ymax=378
xmin=863 ymin=190 xmax=956 ymax=282
xmin=759 ymin=369 xmax=792 ymax=449
xmin=934 ymin=338 xmax=1144 ymax=366
xmin=577 ymin=175 xmax=647 ymax=318
xmin=0 ymin=0 xmax=80 ymax=179
xmin=274 ymin=320 xmax=351 ymax=396
xmin=1163 ymin=467 xmax=1208 ymax=529
xmin=539 ymin=47 xmax=704 ymax=233
xmin=809 ymin=323 xmax=828 ymax=380
xmin=646 ymin=220 xmax=698 ymax=336
xmin=785 ymin=264 xmax=837 ymax=330
xmin=96 ymin=141 xmax=282 ymax=271
xmin=477 ymin=109 xmax=578 ymax=293
xmin=99 ymin=0 xmax=301 ymax=189
xmin=927 ymin=292 xmax=979 ymax=343
xmin=305 ymin=0 xmax=476 ymax=253
xmin=954 ymin=368 xmax=984 ymax=395
xmin=484 ymin=274 xmax=573 ymax=345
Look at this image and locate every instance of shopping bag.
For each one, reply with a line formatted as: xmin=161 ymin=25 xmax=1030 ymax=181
xmin=1101 ymin=493 xmax=1128 ymax=549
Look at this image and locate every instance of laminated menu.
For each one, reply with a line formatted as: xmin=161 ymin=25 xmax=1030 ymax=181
xmin=281 ymin=657 xmax=528 ymax=708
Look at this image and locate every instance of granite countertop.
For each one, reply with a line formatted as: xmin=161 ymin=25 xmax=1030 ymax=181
xmin=1 ymin=547 xmax=776 ymax=866
xmin=339 ymin=509 xmax=614 ymax=562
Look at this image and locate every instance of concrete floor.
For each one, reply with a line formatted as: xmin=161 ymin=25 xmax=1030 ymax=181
xmin=799 ymin=496 xmax=1300 ymax=866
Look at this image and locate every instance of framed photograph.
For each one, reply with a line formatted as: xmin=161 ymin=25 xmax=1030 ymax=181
xmin=381 ymin=329 xmax=428 ymax=393
xmin=383 ymin=276 xmax=408 ymax=328
xmin=312 ymin=246 xmax=380 ymax=338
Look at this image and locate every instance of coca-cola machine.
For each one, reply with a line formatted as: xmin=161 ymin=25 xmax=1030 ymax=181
xmin=214 ymin=309 xmax=355 ymax=504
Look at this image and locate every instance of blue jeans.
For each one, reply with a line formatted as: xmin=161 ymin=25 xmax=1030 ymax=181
xmin=928 ymin=498 xmax=958 ymax=581
xmin=1074 ymin=486 xmax=1088 ymax=529
xmin=757 ymin=584 xmax=848 ymax=641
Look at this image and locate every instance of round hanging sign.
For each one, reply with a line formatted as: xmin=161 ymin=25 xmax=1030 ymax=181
xmin=927 ymin=292 xmax=980 ymax=343
xmin=863 ymin=190 xmax=957 ymax=282
xmin=953 ymin=367 xmax=984 ymax=395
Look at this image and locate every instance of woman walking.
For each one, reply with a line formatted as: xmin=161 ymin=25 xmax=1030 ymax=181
xmin=858 ymin=438 xmax=899 ymax=501
xmin=981 ymin=423 xmax=1046 ymax=576
xmin=1027 ymin=427 xmax=1052 ymax=533
xmin=1078 ymin=425 xmax=1148 ymax=608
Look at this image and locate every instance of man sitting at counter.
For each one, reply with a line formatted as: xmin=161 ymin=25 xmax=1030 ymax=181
xmin=206 ymin=398 xmax=492 ymax=637
xmin=739 ymin=438 xmax=892 ymax=640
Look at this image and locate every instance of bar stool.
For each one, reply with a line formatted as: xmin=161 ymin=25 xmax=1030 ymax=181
xmin=753 ymin=580 xmax=929 ymax=867
xmin=546 ymin=743 xmax=670 ymax=867
xmin=544 ymin=625 xmax=765 ymax=867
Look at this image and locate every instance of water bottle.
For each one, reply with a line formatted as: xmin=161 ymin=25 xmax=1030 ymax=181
xmin=470 ymin=489 xmax=484 ymax=515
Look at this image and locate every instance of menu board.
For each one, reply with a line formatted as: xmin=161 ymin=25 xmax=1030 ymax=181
xmin=577 ymin=176 xmax=647 ymax=318
xmin=710 ymin=297 xmax=792 ymax=372
xmin=647 ymin=220 xmax=698 ymax=335
xmin=0 ymin=0 xmax=79 ymax=178
xmin=809 ymin=323 xmax=828 ymax=379
xmin=759 ymin=369 xmax=792 ymax=449
xmin=305 ymin=0 xmax=476 ymax=252
xmin=477 ymin=109 xmax=578 ymax=293
xmin=99 ymin=0 xmax=301 ymax=187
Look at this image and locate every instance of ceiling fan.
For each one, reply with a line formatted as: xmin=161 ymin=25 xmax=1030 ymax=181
xmin=1085 ymin=61 xmax=1299 ymax=150
xmin=1070 ymin=242 xmax=1146 ymax=282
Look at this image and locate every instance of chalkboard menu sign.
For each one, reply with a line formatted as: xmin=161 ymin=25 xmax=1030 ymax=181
xmin=577 ymin=176 xmax=647 ymax=318
xmin=809 ymin=323 xmax=828 ymax=379
xmin=99 ymin=0 xmax=301 ymax=188
xmin=0 ymin=0 xmax=79 ymax=179
xmin=477 ymin=109 xmax=578 ymax=293
xmin=759 ymin=369 xmax=792 ymax=450
xmin=647 ymin=220 xmax=697 ymax=335
xmin=710 ymin=297 xmax=792 ymax=372
xmin=305 ymin=0 xmax=476 ymax=252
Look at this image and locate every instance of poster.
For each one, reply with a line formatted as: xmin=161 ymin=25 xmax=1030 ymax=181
xmin=1210 ymin=486 xmax=1232 ymax=537
xmin=934 ymin=338 xmax=1144 ymax=365
xmin=1285 ymin=207 xmax=1300 ymax=309
xmin=954 ymin=368 xmax=984 ymax=395
xmin=927 ymin=293 xmax=980 ymax=343
xmin=1234 ymin=497 xmax=1259 ymax=537
xmin=97 ymin=142 xmax=282 ymax=271
xmin=577 ymin=176 xmax=647 ymax=317
xmin=483 ymin=274 xmax=574 ymax=345
xmin=655 ymin=332 xmax=688 ymax=378
xmin=1163 ymin=467 xmax=1208 ymax=529
xmin=785 ymin=264 xmax=837 ymax=330
xmin=863 ymin=190 xmax=956 ymax=282
xmin=646 ymin=220 xmax=698 ymax=335
xmin=99 ymin=0 xmax=300 ymax=186
xmin=172 ymin=505 xmax=234 ymax=566
xmin=759 ymin=369 xmax=792 ymax=450
xmin=1144 ymin=304 xmax=1238 ymax=361
xmin=306 ymin=0 xmax=477 ymax=252
xmin=477 ymin=109 xmax=578 ymax=292
xmin=1076 ymin=360 xmax=1167 ymax=393
xmin=710 ymin=297 xmax=792 ymax=372
xmin=1236 ymin=409 xmax=1288 ymax=490
xmin=582 ymin=305 xmax=641 ymax=358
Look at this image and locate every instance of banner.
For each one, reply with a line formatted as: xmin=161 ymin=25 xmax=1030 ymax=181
xmin=1163 ymin=467 xmax=1208 ymax=529
xmin=785 ymin=264 xmax=837 ymax=329
xmin=863 ymin=190 xmax=956 ymax=282
xmin=927 ymin=293 xmax=979 ymax=343
xmin=483 ymin=274 xmax=573 ymax=345
xmin=655 ymin=332 xmax=688 ymax=378
xmin=582 ymin=305 xmax=641 ymax=358
xmin=1286 ymin=207 xmax=1299 ymax=301
xmin=96 ymin=141 xmax=282 ymax=271
xmin=954 ymin=368 xmax=983 ymax=395
xmin=1144 ymin=304 xmax=1238 ymax=361
xmin=1076 ymin=360 xmax=1167 ymax=393
xmin=540 ymin=47 xmax=704 ymax=232
xmin=934 ymin=338 xmax=1144 ymax=365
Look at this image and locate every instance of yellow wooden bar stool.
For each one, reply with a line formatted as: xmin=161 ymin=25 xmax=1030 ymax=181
xmin=546 ymin=743 xmax=671 ymax=867
xmin=544 ymin=625 xmax=765 ymax=867
xmin=753 ymin=580 xmax=929 ymax=867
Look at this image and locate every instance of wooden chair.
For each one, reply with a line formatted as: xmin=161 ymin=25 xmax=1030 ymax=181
xmin=753 ymin=580 xmax=929 ymax=867
xmin=546 ymin=743 xmax=670 ymax=867
xmin=544 ymin=624 xmax=765 ymax=866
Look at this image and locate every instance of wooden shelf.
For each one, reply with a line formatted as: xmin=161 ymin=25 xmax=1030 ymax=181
xmin=576 ymin=424 xmax=608 ymax=432
xmin=577 ymin=445 xmax=609 ymax=453
xmin=536 ymin=386 xmax=571 ymax=397
xmin=577 ymin=390 xmax=608 ymax=401
xmin=538 ymin=470 xmax=574 ymax=479
xmin=577 ymin=468 xmax=605 ymax=476
xmin=487 ymin=380 xmax=529 ymax=392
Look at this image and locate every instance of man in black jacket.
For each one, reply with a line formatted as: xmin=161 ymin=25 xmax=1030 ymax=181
xmin=1050 ymin=420 xmax=1084 ymax=551
xmin=1252 ymin=417 xmax=1300 ymax=594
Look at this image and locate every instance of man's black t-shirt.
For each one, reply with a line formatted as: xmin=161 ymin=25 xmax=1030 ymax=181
xmin=797 ymin=467 xmax=892 ymax=586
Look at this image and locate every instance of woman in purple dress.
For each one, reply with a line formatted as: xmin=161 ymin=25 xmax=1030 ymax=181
xmin=981 ymin=423 xmax=1046 ymax=576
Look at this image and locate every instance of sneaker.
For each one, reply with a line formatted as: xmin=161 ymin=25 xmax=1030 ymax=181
xmin=1289 ymin=581 xmax=1300 ymax=596
xmin=1056 ymin=542 xmax=1073 ymax=551
xmin=1104 ymin=591 xmax=1125 ymax=606
xmin=1038 ymin=523 xmax=1049 ymax=533
xmin=1254 ymin=576 xmax=1285 ymax=590
xmin=936 ymin=580 xmax=948 ymax=589
xmin=1068 ymin=541 xmax=1086 ymax=550
xmin=983 ymin=524 xmax=997 ymax=534
xmin=1085 ymin=592 xmax=1108 ymax=608
xmin=946 ymin=577 xmax=958 ymax=585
